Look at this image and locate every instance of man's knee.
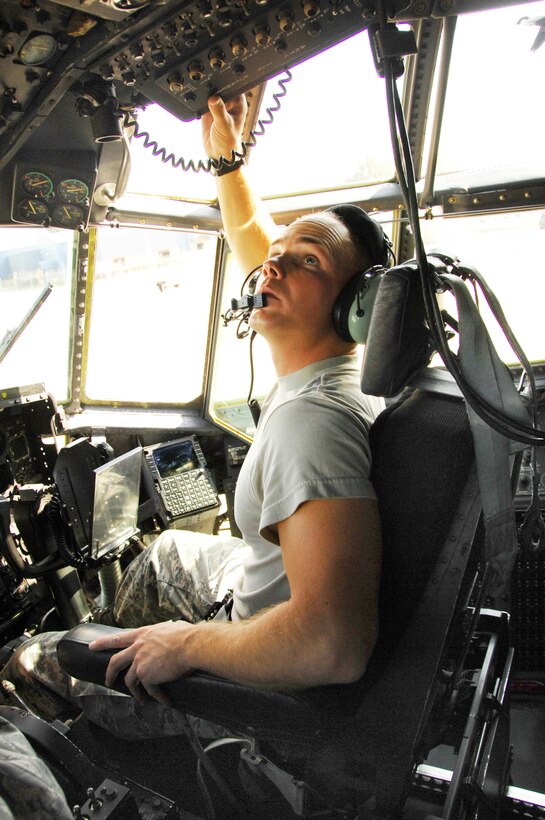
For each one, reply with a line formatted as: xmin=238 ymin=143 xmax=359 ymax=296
xmin=2 ymin=633 xmax=63 ymax=687
xmin=0 ymin=632 xmax=75 ymax=720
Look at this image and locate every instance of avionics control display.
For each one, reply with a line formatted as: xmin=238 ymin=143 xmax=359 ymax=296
xmin=144 ymin=436 xmax=218 ymax=520
xmin=153 ymin=439 xmax=198 ymax=477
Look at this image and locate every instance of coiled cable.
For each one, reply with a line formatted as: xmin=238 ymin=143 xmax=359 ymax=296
xmin=125 ymin=70 xmax=292 ymax=173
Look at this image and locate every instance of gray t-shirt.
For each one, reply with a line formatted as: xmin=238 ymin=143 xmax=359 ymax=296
xmin=232 ymin=354 xmax=383 ymax=621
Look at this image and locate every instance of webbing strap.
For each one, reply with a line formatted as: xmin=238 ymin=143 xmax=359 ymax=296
xmin=441 ymin=274 xmax=529 ymax=598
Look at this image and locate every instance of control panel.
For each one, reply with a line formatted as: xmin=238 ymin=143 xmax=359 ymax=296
xmin=0 ymin=0 xmax=441 ymax=173
xmin=0 ymin=384 xmax=59 ymax=488
xmin=142 ymin=435 xmax=220 ymax=530
xmin=91 ymin=0 xmax=378 ymax=122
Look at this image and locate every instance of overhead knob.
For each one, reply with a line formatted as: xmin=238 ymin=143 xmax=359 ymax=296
xmin=254 ymin=24 xmax=271 ymax=45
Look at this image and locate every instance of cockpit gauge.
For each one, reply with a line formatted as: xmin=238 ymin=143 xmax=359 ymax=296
xmin=17 ymin=199 xmax=49 ymax=223
xmin=52 ymin=203 xmax=84 ymax=229
xmin=57 ymin=179 xmax=89 ymax=204
xmin=19 ymin=33 xmax=57 ymax=66
xmin=21 ymin=171 xmax=53 ymax=198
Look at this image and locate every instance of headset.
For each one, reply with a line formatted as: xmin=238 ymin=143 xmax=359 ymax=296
xmin=328 ymin=204 xmax=394 ymax=344
xmin=223 ymin=267 xmax=267 ymax=336
xmin=332 ymin=264 xmax=386 ymax=344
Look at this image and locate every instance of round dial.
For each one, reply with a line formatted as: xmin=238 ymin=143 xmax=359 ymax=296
xmin=57 ymin=178 xmax=89 ymax=204
xmin=52 ymin=203 xmax=85 ymax=228
xmin=17 ymin=198 xmax=49 ymax=223
xmin=52 ymin=203 xmax=84 ymax=229
xmin=21 ymin=171 xmax=53 ymax=197
xmin=19 ymin=33 xmax=57 ymax=66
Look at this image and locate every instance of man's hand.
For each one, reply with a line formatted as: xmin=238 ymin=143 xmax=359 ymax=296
xmin=201 ymin=92 xmax=276 ymax=273
xmin=89 ymin=621 xmax=196 ymax=706
xmin=201 ymin=94 xmax=248 ymax=161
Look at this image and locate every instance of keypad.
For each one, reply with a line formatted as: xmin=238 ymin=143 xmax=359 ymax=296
xmin=161 ymin=470 xmax=217 ymax=517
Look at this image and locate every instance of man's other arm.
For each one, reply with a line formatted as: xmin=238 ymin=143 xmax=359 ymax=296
xmin=94 ymin=496 xmax=381 ymax=701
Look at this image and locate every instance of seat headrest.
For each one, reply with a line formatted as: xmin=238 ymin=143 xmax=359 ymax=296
xmin=361 ymin=263 xmax=434 ymax=398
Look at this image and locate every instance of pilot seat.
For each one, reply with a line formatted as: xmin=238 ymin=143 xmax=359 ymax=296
xmin=55 ymin=262 xmax=517 ymax=820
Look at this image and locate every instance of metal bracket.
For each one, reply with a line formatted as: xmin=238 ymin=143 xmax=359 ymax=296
xmin=240 ymin=747 xmax=307 ymax=816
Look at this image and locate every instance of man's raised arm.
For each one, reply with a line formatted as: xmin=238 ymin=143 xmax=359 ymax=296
xmin=201 ymin=94 xmax=278 ymax=273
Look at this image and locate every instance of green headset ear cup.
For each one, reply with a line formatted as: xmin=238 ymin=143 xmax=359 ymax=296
xmin=333 ymin=268 xmax=383 ymax=343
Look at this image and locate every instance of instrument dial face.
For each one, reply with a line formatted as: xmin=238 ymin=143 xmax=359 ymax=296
xmin=21 ymin=171 xmax=53 ymax=197
xmin=52 ymin=204 xmax=84 ymax=229
xmin=19 ymin=33 xmax=57 ymax=66
xmin=57 ymin=179 xmax=89 ymax=204
xmin=17 ymin=198 xmax=49 ymax=223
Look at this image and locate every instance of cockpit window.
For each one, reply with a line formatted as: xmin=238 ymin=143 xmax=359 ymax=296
xmin=0 ymin=228 xmax=74 ymax=402
xmin=420 ymin=207 xmax=545 ymax=364
xmin=248 ymin=32 xmax=395 ymax=196
xmin=427 ymin=3 xmax=545 ymax=178
xmin=84 ymin=226 xmax=217 ymax=404
xmin=121 ymin=105 xmax=218 ymax=203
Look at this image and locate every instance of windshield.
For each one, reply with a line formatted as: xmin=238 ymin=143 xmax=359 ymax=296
xmin=0 ymin=228 xmax=75 ymax=402
xmin=84 ymin=226 xmax=218 ymax=404
xmin=420 ymin=208 xmax=545 ymax=365
xmin=248 ymin=31 xmax=394 ymax=196
xmin=427 ymin=2 xmax=545 ymax=178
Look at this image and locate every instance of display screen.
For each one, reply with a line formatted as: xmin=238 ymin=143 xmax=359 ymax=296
xmin=92 ymin=446 xmax=142 ymax=559
xmin=153 ymin=440 xmax=198 ymax=478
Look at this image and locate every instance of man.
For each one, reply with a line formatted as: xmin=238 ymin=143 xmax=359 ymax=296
xmin=2 ymin=94 xmax=385 ymax=731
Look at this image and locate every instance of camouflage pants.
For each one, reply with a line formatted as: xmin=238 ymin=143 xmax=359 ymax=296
xmin=1 ymin=530 xmax=247 ymax=739
xmin=0 ymin=715 xmax=73 ymax=819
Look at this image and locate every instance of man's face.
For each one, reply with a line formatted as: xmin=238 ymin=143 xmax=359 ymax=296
xmin=248 ymin=213 xmax=360 ymax=345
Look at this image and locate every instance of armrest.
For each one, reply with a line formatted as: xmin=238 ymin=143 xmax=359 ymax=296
xmin=57 ymin=623 xmax=130 ymax=693
xmin=57 ymin=623 xmax=363 ymax=743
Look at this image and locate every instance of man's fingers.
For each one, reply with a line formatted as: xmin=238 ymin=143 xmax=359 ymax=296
xmin=104 ymin=645 xmax=135 ymax=688
xmin=89 ymin=629 xmax=136 ymax=652
xmin=144 ymin=682 xmax=172 ymax=707
xmin=208 ymin=93 xmax=247 ymax=126
xmin=226 ymin=94 xmax=248 ymax=122
xmin=124 ymin=662 xmax=172 ymax=706
xmin=124 ymin=663 xmax=147 ymax=704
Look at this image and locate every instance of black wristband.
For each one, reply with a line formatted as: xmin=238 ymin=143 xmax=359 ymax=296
xmin=214 ymin=157 xmax=245 ymax=177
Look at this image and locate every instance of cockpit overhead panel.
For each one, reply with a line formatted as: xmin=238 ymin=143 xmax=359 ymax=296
xmin=0 ymin=0 xmax=525 ymax=173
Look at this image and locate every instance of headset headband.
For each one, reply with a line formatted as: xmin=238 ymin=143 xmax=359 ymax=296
xmin=327 ymin=204 xmax=391 ymax=268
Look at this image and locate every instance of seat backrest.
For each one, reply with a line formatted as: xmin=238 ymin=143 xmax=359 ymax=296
xmin=331 ymin=379 xmax=484 ymax=817
xmin=370 ymin=384 xmax=476 ymax=664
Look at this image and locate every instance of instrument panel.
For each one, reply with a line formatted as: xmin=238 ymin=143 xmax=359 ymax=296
xmin=11 ymin=156 xmax=97 ymax=230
